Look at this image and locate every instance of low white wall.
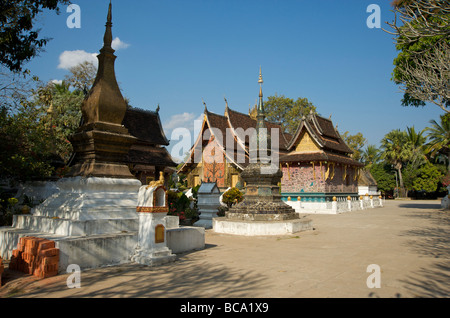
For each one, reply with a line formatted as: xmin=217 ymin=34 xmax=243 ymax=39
xmin=166 ymin=227 xmax=205 ymax=254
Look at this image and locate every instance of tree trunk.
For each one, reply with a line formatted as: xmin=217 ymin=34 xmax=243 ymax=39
xmin=397 ymin=164 xmax=406 ymax=197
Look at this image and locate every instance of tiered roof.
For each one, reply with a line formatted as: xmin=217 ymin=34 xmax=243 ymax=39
xmin=178 ymin=104 xmax=292 ymax=174
xmin=122 ymin=107 xmax=176 ymax=170
xmin=280 ymin=111 xmax=363 ymax=166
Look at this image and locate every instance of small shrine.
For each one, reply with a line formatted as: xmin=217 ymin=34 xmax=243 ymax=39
xmin=213 ymin=69 xmax=312 ymax=236
xmin=194 ymin=182 xmax=221 ymax=229
xmin=132 ymin=173 xmax=176 ymax=266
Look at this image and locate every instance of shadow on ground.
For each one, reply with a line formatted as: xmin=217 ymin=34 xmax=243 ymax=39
xmin=399 ymin=204 xmax=450 ymax=297
xmin=398 ymin=203 xmax=442 ymax=210
xmin=1 ymin=251 xmax=270 ymax=298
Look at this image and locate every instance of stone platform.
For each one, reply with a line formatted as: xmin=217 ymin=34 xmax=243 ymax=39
xmin=213 ymin=216 xmax=313 ymax=236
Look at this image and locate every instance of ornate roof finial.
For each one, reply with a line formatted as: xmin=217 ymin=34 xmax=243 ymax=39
xmin=202 ymin=98 xmax=207 ymax=112
xmin=224 ymin=96 xmax=228 ymax=109
xmin=257 ymin=66 xmax=264 ymax=115
xmin=258 ymin=66 xmax=263 ymax=85
xmin=156 ymin=104 xmax=160 ymax=113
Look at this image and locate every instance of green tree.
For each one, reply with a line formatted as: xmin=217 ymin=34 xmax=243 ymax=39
xmin=361 ymin=145 xmax=381 ymax=169
xmin=35 ymin=80 xmax=84 ymax=162
xmin=263 ymin=94 xmax=316 ymax=135
xmin=0 ymin=0 xmax=70 ymax=73
xmin=369 ymin=163 xmax=396 ymax=195
xmin=406 ymin=126 xmax=427 ymax=170
xmin=404 ymin=161 xmax=443 ymax=193
xmin=64 ymin=61 xmax=97 ymax=92
xmin=380 ymin=129 xmax=413 ymax=196
xmin=425 ymin=114 xmax=450 ymax=171
xmin=0 ymin=77 xmax=86 ymax=183
xmin=341 ymin=131 xmax=367 ymax=161
xmin=386 ymin=0 xmax=450 ymax=113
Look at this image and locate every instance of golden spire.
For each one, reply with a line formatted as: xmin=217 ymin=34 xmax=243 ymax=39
xmin=257 ymin=66 xmax=264 ymax=115
xmin=103 ymin=1 xmax=113 ymax=51
xmin=81 ymin=0 xmax=127 ymax=126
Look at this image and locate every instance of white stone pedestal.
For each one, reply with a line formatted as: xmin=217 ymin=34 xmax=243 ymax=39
xmin=0 ymin=176 xmax=142 ymax=271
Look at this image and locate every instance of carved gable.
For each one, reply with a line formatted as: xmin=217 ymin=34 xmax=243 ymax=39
xmin=295 ymin=130 xmax=321 ymax=153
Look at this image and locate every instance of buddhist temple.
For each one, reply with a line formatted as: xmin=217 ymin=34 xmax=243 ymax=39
xmin=178 ymin=74 xmax=369 ymax=212
xmin=279 ymin=111 xmax=364 ymax=203
xmin=177 ymin=100 xmax=292 ymax=191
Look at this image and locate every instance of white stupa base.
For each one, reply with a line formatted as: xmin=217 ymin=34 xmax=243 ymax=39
xmin=213 ymin=217 xmax=313 ymax=236
xmin=131 ymin=246 xmax=176 ymax=266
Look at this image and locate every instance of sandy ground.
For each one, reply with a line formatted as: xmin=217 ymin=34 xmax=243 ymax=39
xmin=0 ymin=200 xmax=449 ymax=299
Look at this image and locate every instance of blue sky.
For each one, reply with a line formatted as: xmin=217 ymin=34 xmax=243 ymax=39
xmin=26 ymin=0 xmax=445 ymax=159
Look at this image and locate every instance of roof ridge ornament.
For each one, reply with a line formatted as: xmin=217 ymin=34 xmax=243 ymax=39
xmin=202 ymin=98 xmax=207 ymax=112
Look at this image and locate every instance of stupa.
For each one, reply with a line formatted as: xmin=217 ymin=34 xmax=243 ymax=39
xmin=0 ymin=2 xmax=142 ymax=270
xmin=213 ymin=69 xmax=312 ymax=236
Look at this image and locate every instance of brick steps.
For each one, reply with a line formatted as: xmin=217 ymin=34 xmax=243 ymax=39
xmin=9 ymin=236 xmax=59 ymax=279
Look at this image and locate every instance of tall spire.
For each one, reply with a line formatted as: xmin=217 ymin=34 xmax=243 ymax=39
xmin=253 ymin=67 xmax=270 ymax=162
xmin=67 ymin=0 xmax=137 ymax=179
xmin=103 ymin=0 xmax=113 ymax=51
xmin=81 ymin=0 xmax=127 ymax=126
xmin=257 ymin=66 xmax=264 ymax=115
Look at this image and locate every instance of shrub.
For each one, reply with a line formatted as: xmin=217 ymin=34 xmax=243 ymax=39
xmin=222 ymin=187 xmax=243 ymax=208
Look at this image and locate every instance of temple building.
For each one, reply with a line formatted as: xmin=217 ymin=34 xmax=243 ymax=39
xmin=177 ymin=89 xmax=365 ymax=208
xmin=122 ymin=106 xmax=177 ymax=186
xmin=177 ymin=101 xmax=292 ymax=191
xmin=279 ymin=111 xmax=364 ymax=204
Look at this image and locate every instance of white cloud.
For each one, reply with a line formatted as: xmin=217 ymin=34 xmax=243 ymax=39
xmin=163 ymin=112 xmax=200 ymax=131
xmin=112 ymin=37 xmax=130 ymax=50
xmin=58 ymin=50 xmax=98 ymax=70
xmin=50 ymin=79 xmax=63 ymax=85
xmin=57 ymin=37 xmax=129 ymax=70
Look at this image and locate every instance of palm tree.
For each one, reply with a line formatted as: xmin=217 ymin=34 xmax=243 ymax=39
xmin=361 ymin=144 xmax=380 ymax=169
xmin=406 ymin=126 xmax=427 ymax=169
xmin=380 ymin=129 xmax=412 ymax=197
xmin=425 ymin=115 xmax=450 ymax=171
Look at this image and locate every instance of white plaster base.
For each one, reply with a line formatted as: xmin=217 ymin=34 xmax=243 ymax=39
xmin=33 ymin=177 xmax=142 ymax=220
xmin=213 ymin=217 xmax=313 ymax=236
xmin=131 ymin=212 xmax=176 ymax=266
xmin=131 ymin=246 xmax=176 ymax=266
xmin=0 ymin=176 xmax=142 ymax=270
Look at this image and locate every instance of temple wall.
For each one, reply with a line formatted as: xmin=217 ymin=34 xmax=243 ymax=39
xmin=281 ymin=164 xmax=326 ymax=193
xmin=281 ymin=163 xmax=358 ymax=194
